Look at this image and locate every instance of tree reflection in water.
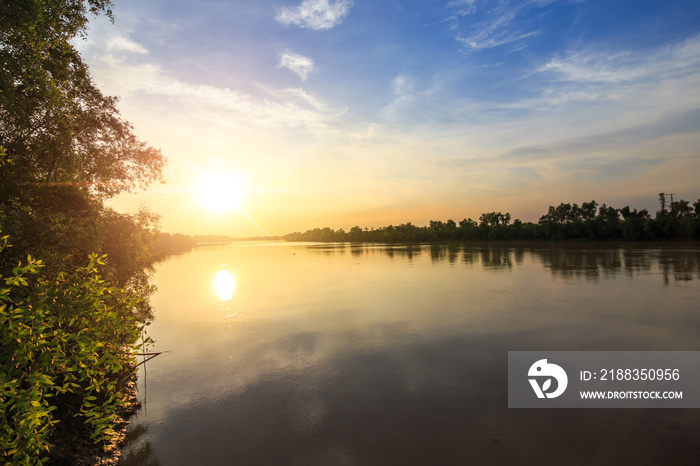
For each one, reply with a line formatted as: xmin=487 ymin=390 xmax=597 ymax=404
xmin=306 ymin=242 xmax=700 ymax=285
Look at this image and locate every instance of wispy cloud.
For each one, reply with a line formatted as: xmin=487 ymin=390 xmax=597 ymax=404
xmin=105 ymin=35 xmax=149 ymax=55
xmin=391 ymin=74 xmax=415 ymax=96
xmin=540 ymin=52 xmax=637 ymax=83
xmin=81 ymin=35 xmax=341 ymax=132
xmin=275 ymin=0 xmax=353 ymax=30
xmin=500 ymin=109 xmax=700 ymax=162
xmin=477 ymin=37 xmax=700 ymax=194
xmin=281 ymin=88 xmax=333 ymax=111
xmin=540 ymin=35 xmax=700 ymax=83
xmin=458 ymin=27 xmax=539 ymax=51
xmin=447 ymin=0 xmax=552 ymax=51
xmin=368 ymin=31 xmax=700 ymax=205
xmin=482 ymin=33 xmax=700 ymax=122
xmin=444 ymin=0 xmax=477 ymax=20
xmin=279 ymin=52 xmax=315 ymax=80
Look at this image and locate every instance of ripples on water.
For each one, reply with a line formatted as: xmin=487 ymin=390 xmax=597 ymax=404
xmin=119 ymin=242 xmax=700 ymax=465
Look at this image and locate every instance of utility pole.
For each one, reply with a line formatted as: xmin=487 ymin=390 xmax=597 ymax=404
xmin=659 ymin=193 xmax=676 ymax=213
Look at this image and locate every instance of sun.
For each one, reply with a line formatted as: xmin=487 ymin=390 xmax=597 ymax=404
xmin=195 ymin=173 xmax=248 ymax=213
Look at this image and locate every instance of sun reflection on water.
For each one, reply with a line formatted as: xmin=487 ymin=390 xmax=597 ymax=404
xmin=213 ymin=269 xmax=236 ymax=301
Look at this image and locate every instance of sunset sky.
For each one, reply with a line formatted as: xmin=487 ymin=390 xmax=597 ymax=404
xmin=76 ymin=0 xmax=700 ymax=237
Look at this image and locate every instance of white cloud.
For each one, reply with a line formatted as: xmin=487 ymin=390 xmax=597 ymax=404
xmin=105 ymin=35 xmax=149 ymax=55
xmin=391 ymin=74 xmax=415 ymax=96
xmin=458 ymin=28 xmax=539 ymax=50
xmin=477 ymin=34 xmax=700 ymax=121
xmin=85 ymin=51 xmax=340 ymax=133
xmin=447 ymin=0 xmax=477 ymax=6
xmin=279 ymin=52 xmax=315 ymax=80
xmin=368 ymin=33 xmax=700 ymax=195
xmin=539 ymin=51 xmax=648 ymax=83
xmin=449 ymin=0 xmax=548 ymax=51
xmin=444 ymin=0 xmax=477 ymax=20
xmin=281 ymin=88 xmax=333 ymax=111
xmin=275 ymin=0 xmax=353 ymax=30
xmin=540 ymin=35 xmax=700 ymax=84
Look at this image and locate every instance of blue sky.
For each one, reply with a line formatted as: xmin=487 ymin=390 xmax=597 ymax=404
xmin=78 ymin=0 xmax=700 ymax=235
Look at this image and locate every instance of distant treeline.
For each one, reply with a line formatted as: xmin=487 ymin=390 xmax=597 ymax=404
xmin=153 ymin=233 xmax=280 ymax=256
xmin=153 ymin=233 xmax=234 ymax=256
xmin=284 ymin=199 xmax=700 ymax=243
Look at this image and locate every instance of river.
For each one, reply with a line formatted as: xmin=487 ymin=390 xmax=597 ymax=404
xmin=118 ymin=242 xmax=700 ymax=465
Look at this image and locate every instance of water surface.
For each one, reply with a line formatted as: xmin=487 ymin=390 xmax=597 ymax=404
xmin=119 ymin=242 xmax=700 ymax=465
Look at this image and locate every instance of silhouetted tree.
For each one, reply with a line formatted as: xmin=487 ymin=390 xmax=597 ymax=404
xmin=284 ymin=197 xmax=700 ymax=244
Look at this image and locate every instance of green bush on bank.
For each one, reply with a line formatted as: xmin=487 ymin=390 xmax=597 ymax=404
xmin=0 ymin=234 xmax=148 ymax=465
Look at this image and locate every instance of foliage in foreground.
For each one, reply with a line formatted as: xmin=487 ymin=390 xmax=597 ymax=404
xmin=0 ymin=235 xmax=148 ymax=465
xmin=1 ymin=1 xmax=164 ymax=462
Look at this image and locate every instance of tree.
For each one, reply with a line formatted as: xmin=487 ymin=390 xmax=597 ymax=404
xmin=479 ymin=212 xmax=510 ymax=227
xmin=581 ymin=201 xmax=598 ymax=220
xmin=0 ymin=2 xmax=165 ymax=462
xmin=348 ymin=225 xmax=363 ymax=242
xmin=1 ymin=0 xmax=164 ymax=195
xmin=1 ymin=0 xmax=165 ymax=284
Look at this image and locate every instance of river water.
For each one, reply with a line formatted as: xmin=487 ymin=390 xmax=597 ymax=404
xmin=118 ymin=242 xmax=700 ymax=465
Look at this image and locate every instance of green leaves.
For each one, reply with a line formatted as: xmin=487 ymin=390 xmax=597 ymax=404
xmin=2 ymin=0 xmax=164 ymax=197
xmin=0 ymin=233 xmax=147 ymax=465
xmin=0 ymin=1 xmax=163 ymax=462
xmin=0 ymin=0 xmax=165 ymax=294
xmin=0 ymin=12 xmax=166 ymax=195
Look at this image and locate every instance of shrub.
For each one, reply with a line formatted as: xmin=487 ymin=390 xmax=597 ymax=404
xmin=0 ymin=234 xmax=148 ymax=465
